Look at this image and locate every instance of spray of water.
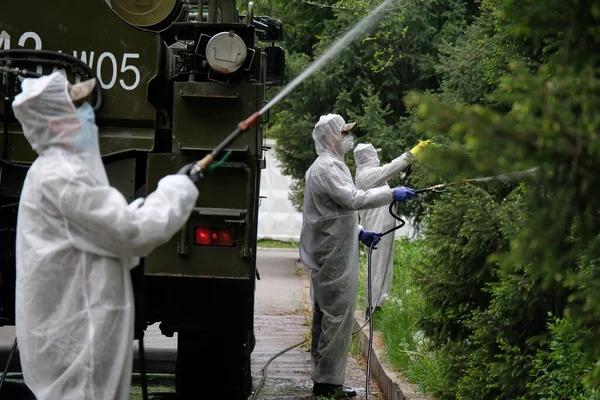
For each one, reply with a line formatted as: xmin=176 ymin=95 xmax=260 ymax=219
xmin=417 ymin=167 xmax=539 ymax=192
xmin=259 ymin=0 xmax=399 ymax=115
xmin=469 ymin=167 xmax=539 ymax=183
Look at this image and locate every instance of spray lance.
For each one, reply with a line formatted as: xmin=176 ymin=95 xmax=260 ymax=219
xmin=188 ymin=112 xmax=261 ymax=178
xmin=412 ymin=167 xmax=539 ymax=194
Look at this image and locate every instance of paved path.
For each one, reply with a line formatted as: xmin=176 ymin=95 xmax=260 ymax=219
xmin=250 ymin=248 xmax=382 ymax=400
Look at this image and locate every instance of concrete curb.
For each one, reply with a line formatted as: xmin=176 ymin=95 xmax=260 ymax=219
xmin=0 ymin=340 xmax=178 ymax=374
xmin=353 ymin=313 xmax=431 ymax=400
xmin=256 ymin=247 xmax=299 ymax=252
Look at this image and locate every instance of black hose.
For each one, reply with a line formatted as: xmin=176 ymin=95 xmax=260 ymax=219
xmin=365 ymin=241 xmax=375 ymax=400
xmin=138 ymin=334 xmax=149 ymax=400
xmin=353 ymin=200 xmax=406 ymax=334
xmin=0 ymin=338 xmax=18 ymax=393
xmin=2 ymin=77 xmax=8 ymax=159
xmin=249 ymin=340 xmax=306 ymax=400
xmin=382 ymin=201 xmax=406 ymax=236
xmin=0 ymin=159 xmax=29 ymax=168
xmin=362 ymin=201 xmax=405 ymax=400
xmin=0 ymin=49 xmax=103 ymax=111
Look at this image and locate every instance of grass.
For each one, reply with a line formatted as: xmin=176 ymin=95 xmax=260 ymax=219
xmin=130 ymin=374 xmax=175 ymax=399
xmin=257 ymin=240 xmax=299 ymax=248
xmin=349 ymin=333 xmax=362 ymax=360
xmin=358 ymin=238 xmax=445 ymax=397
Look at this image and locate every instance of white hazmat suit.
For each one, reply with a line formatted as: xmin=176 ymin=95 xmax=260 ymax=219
xmin=12 ymin=72 xmax=199 ymax=400
xmin=300 ymin=114 xmax=393 ymax=386
xmin=353 ymin=143 xmax=412 ymax=309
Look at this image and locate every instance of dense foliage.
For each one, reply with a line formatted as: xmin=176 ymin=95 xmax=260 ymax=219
xmin=253 ymin=0 xmax=600 ymax=398
xmin=408 ymin=0 xmax=600 ymax=397
xmin=254 ymin=0 xmax=476 ymax=210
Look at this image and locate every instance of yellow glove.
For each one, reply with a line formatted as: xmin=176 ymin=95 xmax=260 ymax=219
xmin=410 ymin=140 xmax=431 ymax=156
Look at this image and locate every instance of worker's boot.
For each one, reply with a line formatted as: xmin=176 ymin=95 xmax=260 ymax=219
xmin=313 ymin=383 xmax=357 ymax=398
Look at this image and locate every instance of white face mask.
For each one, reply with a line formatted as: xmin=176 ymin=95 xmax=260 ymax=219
xmin=341 ymin=135 xmax=355 ymax=154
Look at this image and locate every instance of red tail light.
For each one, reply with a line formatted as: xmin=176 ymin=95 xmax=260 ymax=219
xmin=195 ymin=227 xmax=211 ymax=245
xmin=194 ymin=227 xmax=236 ymax=247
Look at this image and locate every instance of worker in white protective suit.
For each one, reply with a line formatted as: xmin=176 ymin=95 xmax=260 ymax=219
xmin=353 ymin=141 xmax=429 ymax=315
xmin=12 ymin=71 xmax=200 ymax=400
xmin=300 ymin=114 xmax=416 ymax=398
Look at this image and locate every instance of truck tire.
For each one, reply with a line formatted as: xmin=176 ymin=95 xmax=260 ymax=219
xmin=175 ymin=328 xmax=254 ymax=399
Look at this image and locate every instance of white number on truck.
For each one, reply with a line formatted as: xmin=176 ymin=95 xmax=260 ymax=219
xmin=0 ymin=30 xmax=142 ymax=91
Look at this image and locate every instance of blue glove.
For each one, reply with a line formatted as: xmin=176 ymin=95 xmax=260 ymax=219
xmin=393 ymin=187 xmax=416 ymax=202
xmin=359 ymin=230 xmax=382 ymax=249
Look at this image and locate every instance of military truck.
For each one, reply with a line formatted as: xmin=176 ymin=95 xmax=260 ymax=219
xmin=0 ymin=1 xmax=285 ymax=398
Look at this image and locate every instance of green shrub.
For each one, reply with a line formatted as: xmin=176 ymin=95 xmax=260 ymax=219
xmin=359 ymin=238 xmax=449 ymax=395
xmin=523 ymin=316 xmax=600 ymax=400
xmin=403 ymin=0 xmax=600 ymax=396
xmin=414 ymin=185 xmax=508 ymax=348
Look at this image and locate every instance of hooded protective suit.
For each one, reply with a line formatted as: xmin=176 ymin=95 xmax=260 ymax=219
xmin=300 ymin=114 xmax=393 ymax=385
xmin=13 ymin=72 xmax=199 ymax=400
xmin=353 ymin=143 xmax=412 ymax=308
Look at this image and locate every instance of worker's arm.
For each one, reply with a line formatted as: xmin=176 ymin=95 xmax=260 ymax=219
xmin=315 ymin=162 xmax=392 ymax=211
xmin=42 ymin=165 xmax=199 ymax=259
xmin=359 ymin=152 xmax=412 ymax=188
xmin=358 ymin=140 xmax=430 ymax=189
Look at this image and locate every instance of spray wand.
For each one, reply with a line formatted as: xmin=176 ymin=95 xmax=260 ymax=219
xmin=188 ymin=112 xmax=261 ymax=178
xmin=413 ymin=167 xmax=538 ymax=194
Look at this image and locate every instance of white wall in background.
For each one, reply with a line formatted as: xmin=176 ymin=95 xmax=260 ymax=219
xmin=257 ymin=139 xmax=303 ymax=242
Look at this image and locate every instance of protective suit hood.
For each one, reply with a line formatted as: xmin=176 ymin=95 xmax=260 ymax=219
xmin=13 ymin=72 xmax=83 ymax=153
xmin=312 ymin=114 xmax=346 ymax=160
xmin=13 ymin=71 xmax=107 ymax=184
xmin=354 ymin=143 xmax=380 ymax=168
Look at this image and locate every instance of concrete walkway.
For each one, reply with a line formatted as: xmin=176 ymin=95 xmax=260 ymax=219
xmin=251 ymin=248 xmax=382 ymax=400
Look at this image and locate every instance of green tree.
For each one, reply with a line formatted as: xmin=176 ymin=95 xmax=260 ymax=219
xmin=258 ymin=0 xmax=477 ymax=210
xmin=256 ymin=0 xmax=600 ymax=395
xmin=407 ymin=0 xmax=600 ymax=396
